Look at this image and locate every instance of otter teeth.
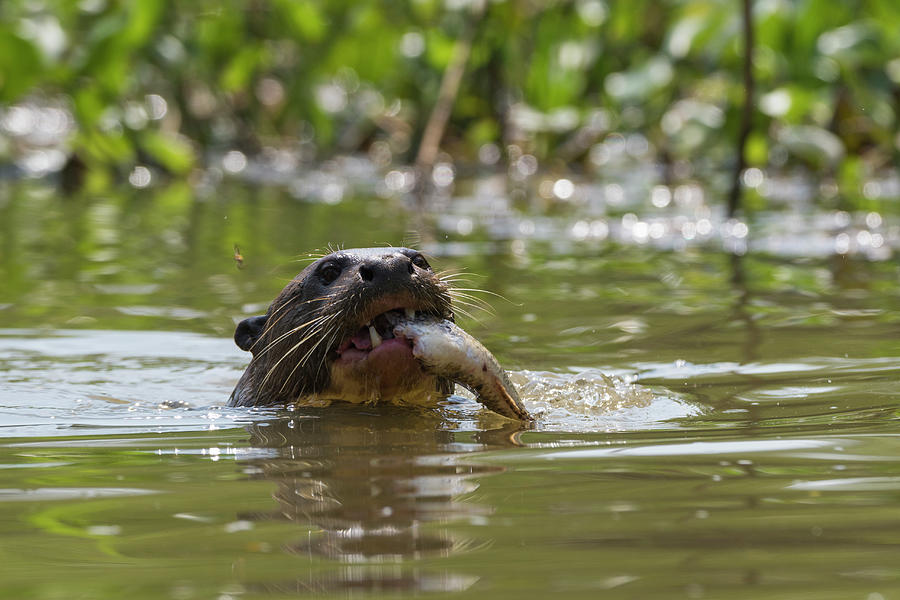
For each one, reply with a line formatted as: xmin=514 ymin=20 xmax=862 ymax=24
xmin=368 ymin=325 xmax=382 ymax=348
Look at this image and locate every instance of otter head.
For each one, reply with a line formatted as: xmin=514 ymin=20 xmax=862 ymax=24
xmin=230 ymin=247 xmax=454 ymax=407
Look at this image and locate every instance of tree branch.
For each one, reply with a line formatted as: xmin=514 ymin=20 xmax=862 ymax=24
xmin=728 ymin=0 xmax=755 ymax=219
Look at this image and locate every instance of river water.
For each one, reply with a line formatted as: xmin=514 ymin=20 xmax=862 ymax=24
xmin=1 ymin=176 xmax=899 ymax=599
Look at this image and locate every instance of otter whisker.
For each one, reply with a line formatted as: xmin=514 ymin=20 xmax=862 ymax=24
xmin=248 ymin=293 xmax=342 ymax=354
xmin=264 ymin=339 xmax=324 ymax=395
xmin=437 ymin=270 xmax=486 ymax=287
xmin=449 ymin=289 xmax=495 ymax=305
xmin=246 ymin=295 xmax=326 ymax=353
xmin=309 ymin=326 xmax=344 ymax=393
xmin=439 ymin=279 xmax=482 ymax=288
xmin=448 ymin=293 xmax=495 ymax=316
xmin=276 ymin=309 xmax=344 ymax=378
xmin=435 ymin=267 xmax=473 ymax=278
xmin=449 ymin=300 xmax=494 ymax=319
xmin=253 ymin=301 xmax=333 ymax=347
xmin=289 ymin=256 xmax=323 ymax=265
xmin=449 ymin=298 xmax=489 ymax=318
xmin=278 ymin=313 xmax=345 ymax=395
xmin=260 ymin=312 xmax=341 ymax=392
xmin=448 ymin=286 xmax=514 ymax=303
xmin=437 ymin=272 xmax=480 ymax=282
xmin=248 ymin=306 xmax=304 ymax=354
xmin=266 ymin=312 xmax=339 ymax=371
xmin=252 ymin=313 xmax=334 ymax=360
xmin=449 ymin=305 xmax=481 ymax=323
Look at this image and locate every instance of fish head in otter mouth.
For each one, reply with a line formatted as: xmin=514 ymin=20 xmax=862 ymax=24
xmin=230 ymin=247 xmax=453 ymax=406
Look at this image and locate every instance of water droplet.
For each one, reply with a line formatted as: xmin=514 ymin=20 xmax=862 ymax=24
xmin=742 ymin=167 xmax=765 ymax=188
xmin=400 ymin=31 xmax=425 ymax=58
xmin=571 ymin=220 xmax=590 ymax=240
xmin=514 ymin=154 xmax=538 ymax=178
xmin=835 ymin=232 xmax=851 ymax=254
xmin=432 ymin=162 xmax=455 ymax=187
xmin=222 ymin=150 xmax=247 ymax=174
xmin=650 ymin=185 xmax=671 ymax=207
xmin=128 ymin=165 xmax=152 ymax=188
xmin=478 ymin=143 xmax=501 ymax=165
xmin=146 ymin=94 xmax=168 ymax=120
xmin=552 ymin=178 xmax=575 ymax=200
xmin=865 ymin=212 xmax=883 ymax=229
xmin=456 ymin=217 xmax=474 ymax=235
xmin=576 ymin=0 xmax=607 ymax=26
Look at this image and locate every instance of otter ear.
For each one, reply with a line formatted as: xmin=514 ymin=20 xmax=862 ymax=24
xmin=234 ymin=315 xmax=267 ymax=352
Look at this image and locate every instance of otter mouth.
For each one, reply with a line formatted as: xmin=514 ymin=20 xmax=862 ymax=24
xmin=325 ymin=305 xmax=445 ymax=401
xmin=335 ymin=307 xmax=428 ymax=363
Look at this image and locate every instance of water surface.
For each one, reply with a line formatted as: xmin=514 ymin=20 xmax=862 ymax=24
xmin=2 ymin=181 xmax=899 ymax=598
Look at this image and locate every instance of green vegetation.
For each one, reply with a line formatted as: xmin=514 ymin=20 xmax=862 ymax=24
xmin=2 ymin=0 xmax=899 ymax=198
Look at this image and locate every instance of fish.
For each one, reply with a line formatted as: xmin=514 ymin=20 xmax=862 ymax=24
xmin=392 ymin=315 xmax=532 ymax=421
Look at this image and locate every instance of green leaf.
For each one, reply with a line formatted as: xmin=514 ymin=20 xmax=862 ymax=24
xmin=0 ymin=30 xmax=44 ymax=102
xmin=139 ymin=130 xmax=196 ymax=175
xmin=75 ymin=130 xmax=136 ymax=166
xmin=746 ymin=131 xmax=769 ymax=166
xmin=220 ymin=46 xmax=262 ymax=92
xmin=425 ymin=30 xmax=455 ymax=70
xmin=273 ymin=0 xmax=327 ymax=42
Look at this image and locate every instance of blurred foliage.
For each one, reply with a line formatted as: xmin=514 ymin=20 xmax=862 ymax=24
xmin=1 ymin=0 xmax=899 ymax=188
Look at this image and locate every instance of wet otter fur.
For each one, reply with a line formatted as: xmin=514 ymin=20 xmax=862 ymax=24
xmin=229 ymin=248 xmax=454 ymax=407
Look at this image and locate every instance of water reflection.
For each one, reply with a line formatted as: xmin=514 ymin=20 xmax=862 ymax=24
xmin=237 ymin=407 xmax=521 ymax=594
xmin=248 ymin=568 xmax=479 ymax=596
xmin=729 ymin=252 xmax=761 ymax=364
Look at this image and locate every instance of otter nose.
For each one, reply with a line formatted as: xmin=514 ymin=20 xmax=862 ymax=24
xmin=357 ymin=254 xmax=414 ymax=283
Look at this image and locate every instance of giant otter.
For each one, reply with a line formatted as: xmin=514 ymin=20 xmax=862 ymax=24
xmin=229 ymin=247 xmax=531 ymax=420
xmin=229 ymin=247 xmax=454 ymax=407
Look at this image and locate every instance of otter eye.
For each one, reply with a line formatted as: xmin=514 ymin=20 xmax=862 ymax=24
xmin=318 ymin=263 xmax=342 ymax=284
xmin=411 ymin=254 xmax=430 ymax=270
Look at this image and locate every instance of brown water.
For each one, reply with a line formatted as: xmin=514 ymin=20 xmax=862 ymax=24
xmin=2 ymin=179 xmax=900 ymax=599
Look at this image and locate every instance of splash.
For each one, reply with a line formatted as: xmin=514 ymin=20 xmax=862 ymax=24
xmin=505 ymin=368 xmax=700 ymax=432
